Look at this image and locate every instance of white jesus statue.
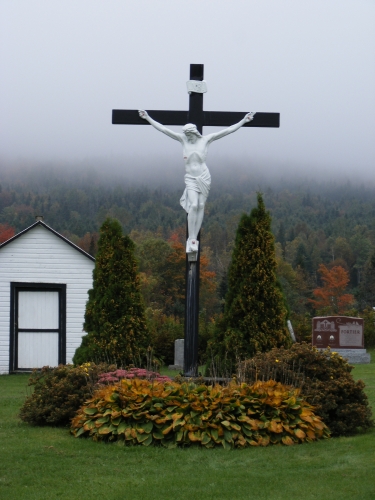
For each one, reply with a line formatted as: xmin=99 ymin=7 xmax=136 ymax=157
xmin=138 ymin=110 xmax=256 ymax=254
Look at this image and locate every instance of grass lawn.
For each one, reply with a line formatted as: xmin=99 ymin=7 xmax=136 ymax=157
xmin=1 ymin=352 xmax=374 ymax=500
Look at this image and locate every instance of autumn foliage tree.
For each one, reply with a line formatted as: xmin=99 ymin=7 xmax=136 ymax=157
xmin=163 ymin=234 xmax=186 ymax=316
xmin=134 ymin=228 xmax=217 ymax=319
xmin=76 ymin=232 xmax=99 ymax=256
xmin=310 ymin=264 xmax=354 ymax=315
xmin=131 ymin=228 xmax=217 ymax=364
xmin=0 ymin=223 xmax=15 ymax=243
xmin=164 ymin=232 xmax=217 ymax=318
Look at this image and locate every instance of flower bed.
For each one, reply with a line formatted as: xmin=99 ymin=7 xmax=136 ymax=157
xmin=71 ymin=379 xmax=330 ymax=448
xmin=97 ymin=368 xmax=172 ymax=385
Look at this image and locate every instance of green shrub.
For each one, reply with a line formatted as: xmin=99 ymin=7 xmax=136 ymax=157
xmin=72 ymin=335 xmax=96 ymax=366
xmin=212 ymin=193 xmax=290 ymax=363
xmin=19 ymin=363 xmax=114 ymax=426
xmin=289 ymin=312 xmax=312 ymax=343
xmin=238 ymin=343 xmax=373 ymax=436
xmin=71 ymin=378 xmax=329 ymax=448
xmin=74 ymin=218 xmax=150 ymax=366
xmin=146 ymin=308 xmax=183 ymax=365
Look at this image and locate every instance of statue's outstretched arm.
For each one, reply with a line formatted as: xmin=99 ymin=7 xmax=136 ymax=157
xmin=206 ymin=112 xmax=256 ymax=143
xmin=138 ymin=110 xmax=182 ymax=142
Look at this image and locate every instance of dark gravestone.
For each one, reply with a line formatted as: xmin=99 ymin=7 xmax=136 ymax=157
xmin=312 ymin=316 xmax=370 ymax=363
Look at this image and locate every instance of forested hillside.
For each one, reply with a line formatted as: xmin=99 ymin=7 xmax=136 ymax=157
xmin=1 ymin=167 xmax=374 ymax=358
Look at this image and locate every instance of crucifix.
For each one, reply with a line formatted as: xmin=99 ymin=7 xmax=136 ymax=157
xmin=112 ymin=64 xmax=279 ymax=376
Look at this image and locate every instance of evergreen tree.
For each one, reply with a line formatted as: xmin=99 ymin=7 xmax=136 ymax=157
xmin=73 ymin=218 xmax=150 ymax=365
xmin=213 ymin=193 xmax=290 ymax=362
xmin=276 ymin=221 xmax=286 ymax=256
xmin=294 ymin=242 xmax=312 ymax=272
xmin=358 ymin=249 xmax=375 ymax=309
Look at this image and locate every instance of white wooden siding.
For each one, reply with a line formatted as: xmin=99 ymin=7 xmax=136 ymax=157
xmin=0 ymin=224 xmax=94 ymax=373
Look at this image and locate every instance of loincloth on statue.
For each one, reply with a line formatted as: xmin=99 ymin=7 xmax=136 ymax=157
xmin=180 ymin=168 xmax=212 ymax=213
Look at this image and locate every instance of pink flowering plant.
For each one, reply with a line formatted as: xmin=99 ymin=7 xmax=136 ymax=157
xmin=97 ymin=367 xmax=171 ymax=386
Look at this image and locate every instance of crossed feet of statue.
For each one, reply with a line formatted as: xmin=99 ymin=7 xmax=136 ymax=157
xmin=186 ymin=238 xmax=199 ymax=254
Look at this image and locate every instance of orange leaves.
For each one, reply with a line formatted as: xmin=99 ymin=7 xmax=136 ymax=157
xmin=282 ymin=436 xmax=294 ymax=446
xmin=164 ymin=231 xmax=217 ymax=312
xmin=76 ymin=232 xmax=99 ymax=256
xmin=188 ymin=431 xmax=201 ymax=442
xmin=269 ymin=420 xmax=283 ymax=434
xmin=164 ymin=237 xmax=185 ymax=305
xmin=71 ymin=378 xmax=330 ymax=448
xmin=200 ymin=252 xmax=217 ymax=294
xmin=300 ymin=408 xmax=314 ymax=423
xmin=310 ymin=264 xmax=354 ymax=314
xmin=162 ymin=424 xmax=173 ymax=435
xmin=294 ymin=429 xmax=306 ymax=439
xmin=171 ymin=412 xmax=184 ymax=421
xmin=0 ymin=223 xmax=15 ymax=243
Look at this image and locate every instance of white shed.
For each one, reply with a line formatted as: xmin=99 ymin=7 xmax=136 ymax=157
xmin=0 ymin=220 xmax=95 ymax=374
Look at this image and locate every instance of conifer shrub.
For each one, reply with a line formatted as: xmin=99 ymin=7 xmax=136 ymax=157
xmin=19 ymin=363 xmax=114 ymax=426
xmin=212 ymin=193 xmax=290 ymax=364
xmin=73 ymin=218 xmax=150 ymax=366
xmin=238 ymin=343 xmax=373 ymax=436
xmin=71 ymin=378 xmax=329 ymax=448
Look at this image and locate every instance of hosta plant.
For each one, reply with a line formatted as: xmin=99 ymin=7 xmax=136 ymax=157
xmin=71 ymin=379 xmax=330 ymax=448
xmin=238 ymin=343 xmax=373 ymax=436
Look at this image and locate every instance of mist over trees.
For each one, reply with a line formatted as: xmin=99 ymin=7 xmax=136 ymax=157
xmin=1 ymin=164 xmax=375 ymax=357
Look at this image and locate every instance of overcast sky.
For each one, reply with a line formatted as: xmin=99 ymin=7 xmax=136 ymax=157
xmin=1 ymin=0 xmax=374 ymax=185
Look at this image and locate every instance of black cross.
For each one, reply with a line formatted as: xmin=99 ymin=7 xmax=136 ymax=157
xmin=112 ymin=64 xmax=280 ymax=376
xmin=113 ymin=64 xmax=279 ymax=134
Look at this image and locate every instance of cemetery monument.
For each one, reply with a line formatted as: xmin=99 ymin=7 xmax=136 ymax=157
xmin=312 ymin=316 xmax=370 ymax=363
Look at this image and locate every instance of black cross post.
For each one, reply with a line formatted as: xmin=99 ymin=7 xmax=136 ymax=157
xmin=112 ymin=64 xmax=280 ymax=376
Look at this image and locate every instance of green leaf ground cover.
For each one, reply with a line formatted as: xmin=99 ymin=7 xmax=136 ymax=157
xmin=70 ymin=378 xmax=329 ymax=447
xmin=0 ymin=352 xmax=374 ymax=500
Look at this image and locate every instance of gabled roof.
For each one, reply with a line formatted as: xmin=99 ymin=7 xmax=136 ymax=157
xmin=0 ymin=221 xmax=95 ymax=262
